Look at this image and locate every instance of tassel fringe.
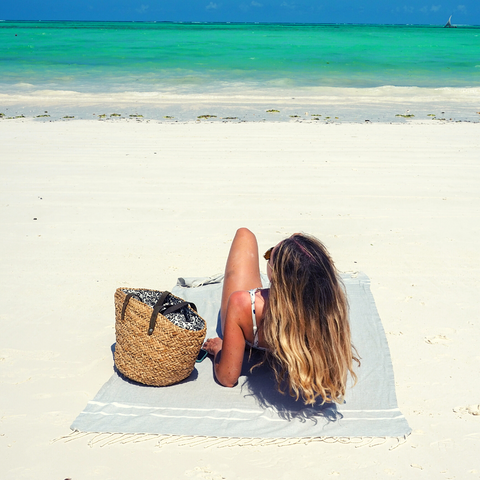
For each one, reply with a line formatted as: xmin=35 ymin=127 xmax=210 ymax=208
xmin=54 ymin=430 xmax=410 ymax=449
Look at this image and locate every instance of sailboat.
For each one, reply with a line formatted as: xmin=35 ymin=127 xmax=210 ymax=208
xmin=444 ymin=15 xmax=456 ymax=28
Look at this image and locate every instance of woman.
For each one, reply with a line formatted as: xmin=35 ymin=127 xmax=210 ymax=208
xmin=203 ymin=228 xmax=359 ymax=405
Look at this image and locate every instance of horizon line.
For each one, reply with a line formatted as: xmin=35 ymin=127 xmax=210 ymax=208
xmin=1 ymin=19 xmax=479 ymax=27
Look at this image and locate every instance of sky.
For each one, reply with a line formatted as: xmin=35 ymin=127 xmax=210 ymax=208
xmin=1 ymin=0 xmax=479 ymax=25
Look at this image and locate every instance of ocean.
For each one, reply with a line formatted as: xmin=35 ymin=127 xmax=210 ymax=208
xmin=1 ymin=21 xmax=479 ymax=122
xmin=1 ymin=21 xmax=479 ymax=94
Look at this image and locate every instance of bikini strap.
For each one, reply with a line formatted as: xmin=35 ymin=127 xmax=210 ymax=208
xmin=249 ymin=288 xmax=259 ymax=348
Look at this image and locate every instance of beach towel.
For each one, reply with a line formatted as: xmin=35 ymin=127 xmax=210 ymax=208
xmin=70 ymin=272 xmax=411 ymax=442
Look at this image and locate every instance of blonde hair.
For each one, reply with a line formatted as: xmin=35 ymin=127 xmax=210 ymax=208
xmin=262 ymin=233 xmax=360 ymax=405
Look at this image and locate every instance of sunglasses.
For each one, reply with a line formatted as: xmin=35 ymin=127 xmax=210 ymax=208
xmin=264 ymin=247 xmax=274 ymax=261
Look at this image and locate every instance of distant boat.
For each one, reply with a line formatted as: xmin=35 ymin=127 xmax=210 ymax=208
xmin=444 ymin=15 xmax=457 ymax=28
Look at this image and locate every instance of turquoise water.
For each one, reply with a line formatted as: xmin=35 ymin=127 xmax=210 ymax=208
xmin=1 ymin=21 xmax=480 ymax=93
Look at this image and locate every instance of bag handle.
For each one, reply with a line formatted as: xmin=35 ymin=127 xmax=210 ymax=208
xmin=121 ymin=292 xmax=136 ymax=324
xmin=121 ymin=290 xmax=198 ymax=336
xmin=148 ymin=293 xmax=198 ymax=336
xmin=147 ymin=291 xmax=171 ymax=335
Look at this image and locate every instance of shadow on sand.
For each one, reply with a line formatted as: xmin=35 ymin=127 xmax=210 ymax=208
xmin=239 ymin=349 xmax=342 ymax=424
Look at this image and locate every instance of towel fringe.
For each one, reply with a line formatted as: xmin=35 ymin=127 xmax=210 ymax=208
xmin=88 ymin=432 xmax=115 ymax=447
xmin=389 ymin=434 xmax=409 ymax=450
xmin=56 ymin=430 xmax=410 ymax=448
xmin=218 ymin=437 xmax=244 ymax=448
xmin=100 ymin=433 xmax=132 ymax=447
xmin=51 ymin=430 xmax=92 ymax=443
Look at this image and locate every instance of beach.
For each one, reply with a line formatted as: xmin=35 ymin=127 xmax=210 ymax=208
xmin=2 ymin=19 xmax=480 ymax=479
xmin=1 ymin=112 xmax=479 ymax=478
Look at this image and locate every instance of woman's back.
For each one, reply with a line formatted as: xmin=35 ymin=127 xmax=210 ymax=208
xmin=203 ymin=228 xmax=359 ymax=404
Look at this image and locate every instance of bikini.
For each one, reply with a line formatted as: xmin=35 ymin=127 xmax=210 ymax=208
xmin=245 ymin=288 xmax=267 ymax=351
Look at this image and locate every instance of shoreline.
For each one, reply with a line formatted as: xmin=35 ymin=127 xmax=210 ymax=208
xmin=1 ymin=86 xmax=479 ymax=124
xmin=2 ymin=114 xmax=479 ymax=125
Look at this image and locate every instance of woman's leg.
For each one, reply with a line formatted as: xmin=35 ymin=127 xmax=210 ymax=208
xmin=220 ymin=228 xmax=262 ymax=332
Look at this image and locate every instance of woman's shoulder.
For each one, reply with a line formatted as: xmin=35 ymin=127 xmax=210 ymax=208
xmin=228 ymin=289 xmax=263 ymax=320
xmin=228 ymin=290 xmax=253 ymax=311
xmin=230 ymin=288 xmax=268 ymax=304
xmin=227 ymin=288 xmax=268 ymax=323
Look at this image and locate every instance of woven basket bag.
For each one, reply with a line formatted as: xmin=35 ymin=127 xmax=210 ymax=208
xmin=114 ymin=288 xmax=207 ymax=386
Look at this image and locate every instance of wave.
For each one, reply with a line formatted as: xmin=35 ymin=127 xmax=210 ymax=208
xmin=1 ymin=84 xmax=479 ymax=105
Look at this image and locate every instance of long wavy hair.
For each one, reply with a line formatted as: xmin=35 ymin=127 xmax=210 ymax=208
xmin=262 ymin=233 xmax=360 ymax=405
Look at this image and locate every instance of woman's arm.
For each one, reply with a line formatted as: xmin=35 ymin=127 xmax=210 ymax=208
xmin=203 ymin=290 xmax=251 ymax=387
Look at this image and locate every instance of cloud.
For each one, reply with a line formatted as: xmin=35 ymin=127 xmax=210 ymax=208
xmin=420 ymin=4 xmax=442 ymax=13
xmin=206 ymin=2 xmax=218 ymax=9
xmin=456 ymin=4 xmax=467 ymax=12
xmin=136 ymin=4 xmax=149 ymax=13
xmin=238 ymin=1 xmax=262 ymax=11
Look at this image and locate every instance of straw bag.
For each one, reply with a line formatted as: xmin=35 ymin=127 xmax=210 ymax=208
xmin=114 ymin=288 xmax=207 ymax=386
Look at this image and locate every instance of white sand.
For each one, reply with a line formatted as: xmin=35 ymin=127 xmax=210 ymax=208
xmin=1 ymin=119 xmax=479 ymax=479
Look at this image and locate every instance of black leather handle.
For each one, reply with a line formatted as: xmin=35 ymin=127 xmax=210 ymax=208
xmin=161 ymin=301 xmax=198 ymax=316
xmin=148 ymin=291 xmax=171 ymax=335
xmin=148 ymin=294 xmax=198 ymax=335
xmin=121 ymin=291 xmax=198 ymax=336
xmin=121 ymin=293 xmax=135 ymax=323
